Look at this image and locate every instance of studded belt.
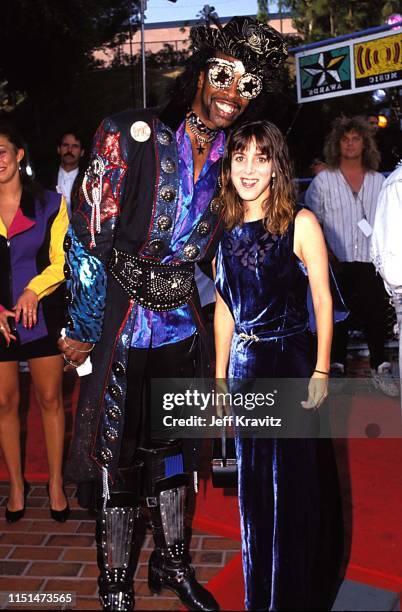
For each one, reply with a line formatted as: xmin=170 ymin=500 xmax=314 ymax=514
xmin=109 ymin=249 xmax=196 ymax=312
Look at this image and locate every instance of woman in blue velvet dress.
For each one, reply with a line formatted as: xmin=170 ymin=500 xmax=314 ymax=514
xmin=214 ymin=121 xmax=343 ymax=611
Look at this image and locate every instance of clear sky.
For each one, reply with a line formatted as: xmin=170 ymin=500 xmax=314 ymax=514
xmin=145 ymin=0 xmax=261 ymax=24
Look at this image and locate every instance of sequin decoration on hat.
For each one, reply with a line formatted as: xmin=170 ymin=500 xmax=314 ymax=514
xmin=191 ymin=16 xmax=287 ymax=78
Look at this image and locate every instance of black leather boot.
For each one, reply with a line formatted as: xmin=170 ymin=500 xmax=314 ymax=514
xmin=147 ymin=476 xmax=219 ymax=611
xmin=96 ymin=506 xmax=139 ymax=611
xmin=95 ymin=465 xmax=143 ymax=611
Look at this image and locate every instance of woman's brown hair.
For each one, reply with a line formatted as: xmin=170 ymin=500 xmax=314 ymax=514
xmin=220 ymin=120 xmax=296 ymax=235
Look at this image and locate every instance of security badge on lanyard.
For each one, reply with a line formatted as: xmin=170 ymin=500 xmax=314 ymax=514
xmin=206 ymin=58 xmax=263 ymax=99
xmin=355 ymin=185 xmax=373 ymax=237
xmin=357 ymin=218 xmax=372 ymax=237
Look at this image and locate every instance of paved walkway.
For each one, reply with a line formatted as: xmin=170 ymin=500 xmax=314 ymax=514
xmin=0 ymin=483 xmax=241 ymax=610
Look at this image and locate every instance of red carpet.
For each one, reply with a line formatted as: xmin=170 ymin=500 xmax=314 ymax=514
xmin=1 ymin=377 xmax=402 ymax=608
xmin=193 ymin=435 xmax=402 ymax=610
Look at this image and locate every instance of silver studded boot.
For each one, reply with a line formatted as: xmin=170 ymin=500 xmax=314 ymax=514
xmin=147 ymin=480 xmax=219 ymax=611
xmin=96 ymin=506 xmax=139 ymax=611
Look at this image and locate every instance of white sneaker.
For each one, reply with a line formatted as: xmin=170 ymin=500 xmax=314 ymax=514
xmin=371 ymin=362 xmax=400 ymax=397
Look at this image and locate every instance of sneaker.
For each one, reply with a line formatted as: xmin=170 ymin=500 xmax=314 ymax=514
xmin=371 ymin=362 xmax=400 ymax=397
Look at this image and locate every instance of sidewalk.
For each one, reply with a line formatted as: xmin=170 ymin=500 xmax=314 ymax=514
xmin=0 ymin=483 xmax=241 ymax=610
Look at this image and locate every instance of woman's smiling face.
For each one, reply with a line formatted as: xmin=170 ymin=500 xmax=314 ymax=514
xmin=230 ymin=137 xmax=273 ymax=206
xmin=0 ymin=135 xmax=24 ymax=186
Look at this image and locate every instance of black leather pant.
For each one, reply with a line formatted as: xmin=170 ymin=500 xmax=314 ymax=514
xmin=118 ymin=334 xmax=197 ymax=474
xmin=331 ymin=262 xmax=388 ymax=369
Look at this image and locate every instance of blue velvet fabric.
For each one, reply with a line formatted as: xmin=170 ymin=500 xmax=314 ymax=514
xmin=216 ymin=219 xmax=343 ymax=611
xmin=216 ymin=219 xmax=310 ymax=379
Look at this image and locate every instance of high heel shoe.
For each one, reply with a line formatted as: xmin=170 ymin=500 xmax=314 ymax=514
xmin=5 ymin=481 xmax=30 ymax=523
xmin=46 ymin=484 xmax=70 ymax=523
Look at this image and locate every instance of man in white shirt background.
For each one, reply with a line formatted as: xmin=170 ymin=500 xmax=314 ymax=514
xmin=305 ymin=115 xmax=399 ymax=397
xmin=54 ymin=130 xmax=85 ymax=218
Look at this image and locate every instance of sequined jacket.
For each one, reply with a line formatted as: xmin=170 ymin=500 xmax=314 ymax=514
xmin=63 ymin=103 xmax=224 ymax=485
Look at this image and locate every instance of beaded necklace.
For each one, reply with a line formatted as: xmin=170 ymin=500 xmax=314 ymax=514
xmin=186 ymin=111 xmax=219 ymax=155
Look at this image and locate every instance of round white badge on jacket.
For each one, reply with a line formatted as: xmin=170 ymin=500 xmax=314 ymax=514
xmin=130 ymin=121 xmax=151 ymax=142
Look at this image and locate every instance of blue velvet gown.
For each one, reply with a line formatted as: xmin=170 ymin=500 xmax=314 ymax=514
xmin=215 ymin=219 xmax=343 ymax=611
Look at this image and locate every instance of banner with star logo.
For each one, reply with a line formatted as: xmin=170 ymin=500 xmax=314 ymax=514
xmin=295 ymin=26 xmax=402 ymax=103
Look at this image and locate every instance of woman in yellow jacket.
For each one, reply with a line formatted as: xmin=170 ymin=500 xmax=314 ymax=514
xmin=0 ymin=123 xmax=70 ymax=523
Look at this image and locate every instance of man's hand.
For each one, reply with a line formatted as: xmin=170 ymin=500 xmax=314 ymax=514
xmin=0 ymin=309 xmax=17 ymax=346
xmin=14 ymin=289 xmax=38 ymax=329
xmin=57 ymin=336 xmax=94 ymax=371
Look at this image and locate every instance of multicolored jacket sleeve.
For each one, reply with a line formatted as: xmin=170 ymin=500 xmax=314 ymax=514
xmin=63 ymin=119 xmax=128 ymax=342
xmin=27 ymin=197 xmax=69 ymax=300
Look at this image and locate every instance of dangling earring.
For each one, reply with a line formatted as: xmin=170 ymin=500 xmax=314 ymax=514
xmin=271 ymin=171 xmax=276 ymax=186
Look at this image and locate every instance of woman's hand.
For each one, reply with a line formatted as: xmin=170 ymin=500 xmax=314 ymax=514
xmin=14 ymin=289 xmax=38 ymax=329
xmin=301 ymin=371 xmax=329 ymax=410
xmin=0 ymin=309 xmax=17 ymax=346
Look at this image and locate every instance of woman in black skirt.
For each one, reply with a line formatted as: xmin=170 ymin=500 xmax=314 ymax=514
xmin=0 ymin=123 xmax=70 ymax=522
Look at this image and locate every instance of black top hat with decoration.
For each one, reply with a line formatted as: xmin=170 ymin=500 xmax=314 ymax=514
xmin=190 ymin=16 xmax=288 ymax=81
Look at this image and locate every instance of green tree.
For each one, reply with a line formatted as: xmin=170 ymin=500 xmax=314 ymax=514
xmin=197 ymin=4 xmax=220 ymax=26
xmin=0 ymin=0 xmax=136 ymax=130
xmin=381 ymin=1 xmax=402 ymax=21
xmin=257 ymin=0 xmax=269 ymax=23
xmin=282 ymin=0 xmax=399 ymax=40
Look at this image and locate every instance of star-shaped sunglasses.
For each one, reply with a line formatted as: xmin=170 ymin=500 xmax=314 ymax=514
xmin=206 ymin=58 xmax=263 ymax=100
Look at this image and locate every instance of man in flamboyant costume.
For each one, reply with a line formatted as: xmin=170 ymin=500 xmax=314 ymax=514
xmin=59 ymin=17 xmax=287 ymax=612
